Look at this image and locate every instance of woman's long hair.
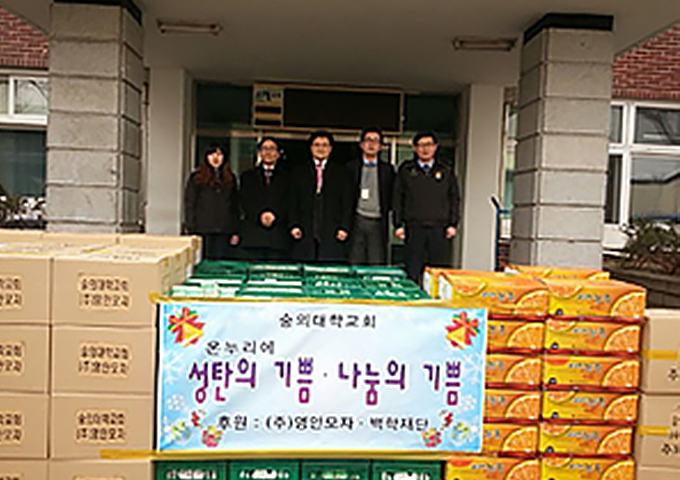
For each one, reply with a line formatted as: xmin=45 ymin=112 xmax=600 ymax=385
xmin=193 ymin=144 xmax=235 ymax=187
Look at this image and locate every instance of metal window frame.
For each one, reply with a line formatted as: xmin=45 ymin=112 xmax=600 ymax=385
xmin=0 ymin=72 xmax=48 ymax=127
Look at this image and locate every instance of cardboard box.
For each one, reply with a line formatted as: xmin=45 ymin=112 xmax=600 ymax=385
xmin=484 ymin=389 xmax=541 ymax=421
xmin=636 ymin=465 xmax=680 ymax=480
xmin=642 ymin=309 xmax=680 ymax=394
xmin=41 ymin=231 xmax=118 ymax=246
xmin=0 ymin=460 xmax=47 ymax=480
xmin=543 ymin=279 xmax=646 ymax=320
xmin=542 ymin=391 xmax=638 ymax=424
xmin=0 ymin=253 xmax=51 ymax=324
xmin=49 ymin=460 xmax=152 ymax=480
xmin=542 ymin=355 xmax=640 ymax=391
xmin=505 ymin=265 xmax=609 ymax=281
xmin=486 ymin=354 xmax=542 ymax=388
xmin=50 ymin=394 xmax=153 ymax=459
xmin=51 ymin=326 xmax=155 ymax=395
xmin=51 ymin=248 xmax=175 ymax=326
xmin=0 ymin=325 xmax=49 ymax=393
xmin=482 ymin=422 xmax=538 ymax=454
xmin=488 ymin=319 xmax=544 ymax=352
xmin=439 ymin=273 xmax=548 ymax=318
xmin=539 ymin=423 xmax=633 ymax=456
xmin=541 ymin=458 xmax=634 ymax=480
xmin=636 ymin=394 xmax=680 ymax=469
xmin=119 ymin=233 xmax=200 ymax=269
xmin=545 ymin=319 xmax=641 ymax=354
xmin=0 ymin=393 xmax=48 ymax=459
xmin=445 ymin=457 xmax=540 ymax=480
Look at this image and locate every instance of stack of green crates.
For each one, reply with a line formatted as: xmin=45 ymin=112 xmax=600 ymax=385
xmin=168 ymin=261 xmax=429 ymax=301
xmin=155 ymin=461 xmax=442 ymax=480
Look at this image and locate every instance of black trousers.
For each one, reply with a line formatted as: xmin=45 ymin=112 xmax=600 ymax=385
xmin=349 ymin=215 xmax=386 ymax=265
xmin=201 ymin=233 xmax=231 ymax=260
xmin=404 ymin=225 xmax=452 ymax=282
xmin=245 ymin=247 xmax=288 ymax=262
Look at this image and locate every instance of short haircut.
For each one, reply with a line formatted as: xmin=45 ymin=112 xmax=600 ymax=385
xmin=309 ymin=130 xmax=335 ymax=148
xmin=360 ymin=127 xmax=383 ymax=143
xmin=413 ymin=131 xmax=439 ymax=146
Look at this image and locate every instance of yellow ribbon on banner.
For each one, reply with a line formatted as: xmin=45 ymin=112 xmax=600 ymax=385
xmin=641 ymin=349 xmax=679 ymax=361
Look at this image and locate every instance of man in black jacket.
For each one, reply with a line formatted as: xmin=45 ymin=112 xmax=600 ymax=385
xmin=239 ymin=137 xmax=291 ymax=261
xmin=289 ymin=131 xmax=352 ymax=263
xmin=393 ymin=132 xmax=460 ymax=281
xmin=346 ymin=127 xmax=395 ymax=265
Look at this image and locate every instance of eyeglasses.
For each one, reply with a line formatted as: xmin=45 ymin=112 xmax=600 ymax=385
xmin=362 ymin=138 xmax=382 ymax=144
xmin=260 ymin=146 xmax=278 ymax=152
xmin=311 ymin=142 xmax=331 ymax=148
xmin=415 ymin=142 xmax=437 ymax=148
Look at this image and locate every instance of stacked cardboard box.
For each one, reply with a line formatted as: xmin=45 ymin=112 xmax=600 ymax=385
xmin=0 ymin=230 xmax=197 ymax=480
xmin=636 ymin=309 xmax=680 ymax=480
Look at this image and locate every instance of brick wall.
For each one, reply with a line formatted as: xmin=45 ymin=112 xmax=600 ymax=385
xmin=0 ymin=6 xmax=48 ymax=70
xmin=613 ymin=24 xmax=680 ymax=101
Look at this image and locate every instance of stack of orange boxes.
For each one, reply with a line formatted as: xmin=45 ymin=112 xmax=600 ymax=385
xmin=433 ymin=268 xmax=546 ymax=480
xmin=535 ymin=267 xmax=644 ymax=480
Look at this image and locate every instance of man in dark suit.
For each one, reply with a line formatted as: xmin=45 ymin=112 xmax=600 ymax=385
xmin=346 ymin=127 xmax=395 ymax=265
xmin=238 ymin=137 xmax=291 ymax=261
xmin=393 ymin=132 xmax=461 ymax=281
xmin=289 ymin=131 xmax=352 ymax=263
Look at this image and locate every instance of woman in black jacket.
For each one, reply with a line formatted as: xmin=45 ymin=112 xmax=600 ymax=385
xmin=184 ymin=144 xmax=239 ymax=259
xmin=239 ymin=137 xmax=292 ymax=261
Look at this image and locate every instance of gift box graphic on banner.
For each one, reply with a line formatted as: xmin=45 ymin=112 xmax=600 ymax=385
xmin=156 ymin=300 xmax=488 ymax=453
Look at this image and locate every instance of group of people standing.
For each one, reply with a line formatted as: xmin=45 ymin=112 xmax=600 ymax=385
xmin=184 ymin=129 xmax=460 ymax=281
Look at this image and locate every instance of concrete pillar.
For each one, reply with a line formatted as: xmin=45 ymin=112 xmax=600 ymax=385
xmin=146 ymin=68 xmax=194 ymax=235
xmin=510 ymin=14 xmax=614 ymax=268
xmin=46 ymin=1 xmax=144 ymax=232
xmin=459 ymin=84 xmax=505 ymax=271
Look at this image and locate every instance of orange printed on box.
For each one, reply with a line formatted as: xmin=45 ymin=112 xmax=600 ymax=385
xmin=486 ymin=354 xmax=542 ymax=388
xmin=439 ymin=273 xmax=548 ymax=318
xmin=542 ymin=355 xmax=640 ymax=391
xmin=544 ymin=320 xmax=641 ymax=354
xmin=540 ymin=457 xmax=635 ymax=480
xmin=446 ymin=457 xmax=540 ymax=480
xmin=506 ymin=265 xmax=609 ymax=281
xmin=488 ymin=320 xmax=544 ymax=352
xmin=485 ymin=389 xmax=541 ymax=421
xmin=482 ymin=422 xmax=538 ymax=454
xmin=542 ymin=391 xmax=638 ymax=424
xmin=543 ymin=279 xmax=645 ymax=320
xmin=539 ymin=423 xmax=633 ymax=456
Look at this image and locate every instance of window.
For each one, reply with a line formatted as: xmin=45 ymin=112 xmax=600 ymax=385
xmin=634 ymin=107 xmax=680 ymax=145
xmin=0 ymin=74 xmax=48 ymax=123
xmin=629 ymin=155 xmax=680 ymax=221
xmin=605 ymin=155 xmax=622 ymax=223
xmin=609 ymin=105 xmax=623 ymax=143
xmin=0 ymin=78 xmax=8 ymax=115
xmin=0 ymin=130 xmax=46 ymax=196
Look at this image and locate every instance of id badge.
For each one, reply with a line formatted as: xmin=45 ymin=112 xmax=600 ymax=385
xmin=361 ymin=188 xmax=370 ymax=200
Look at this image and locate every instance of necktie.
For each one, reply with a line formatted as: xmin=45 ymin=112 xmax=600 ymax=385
xmin=264 ymin=169 xmax=273 ymax=186
xmin=315 ymin=163 xmax=324 ymax=193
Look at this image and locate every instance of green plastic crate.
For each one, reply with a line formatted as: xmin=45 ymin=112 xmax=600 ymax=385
xmin=371 ymin=462 xmax=442 ymax=480
xmin=302 ymin=461 xmax=370 ymax=480
xmin=194 ymin=260 xmax=249 ymax=273
xmin=353 ymin=266 xmax=407 ymax=277
xmin=237 ymin=286 xmax=306 ymax=298
xmin=229 ymin=460 xmax=300 ymax=480
xmin=249 ymin=263 xmax=302 ymax=274
xmin=303 ymin=264 xmax=354 ymax=276
xmin=155 ymin=461 xmax=227 ymax=480
xmin=305 ymin=277 xmax=362 ymax=288
xmin=305 ymin=287 xmax=371 ymax=299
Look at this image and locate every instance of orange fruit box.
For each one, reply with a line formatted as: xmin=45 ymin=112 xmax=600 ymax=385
xmin=489 ymin=320 xmax=545 ymax=352
xmin=445 ymin=457 xmax=540 ymax=480
xmin=486 ymin=354 xmax=542 ymax=388
xmin=540 ymin=458 xmax=635 ymax=480
xmin=485 ymin=389 xmax=541 ymax=422
xmin=505 ymin=265 xmax=609 ymax=281
xmin=544 ymin=320 xmax=641 ymax=354
xmin=440 ymin=273 xmax=548 ymax=318
xmin=482 ymin=423 xmax=538 ymax=454
xmin=538 ymin=423 xmax=633 ymax=456
xmin=542 ymin=355 xmax=640 ymax=391
xmin=542 ymin=279 xmax=645 ymax=320
xmin=541 ymin=391 xmax=639 ymax=424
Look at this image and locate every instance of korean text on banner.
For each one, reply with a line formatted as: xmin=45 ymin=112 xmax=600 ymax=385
xmin=156 ymin=301 xmax=488 ymax=453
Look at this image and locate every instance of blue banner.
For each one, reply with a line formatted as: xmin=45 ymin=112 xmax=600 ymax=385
xmin=156 ymin=300 xmax=487 ymax=453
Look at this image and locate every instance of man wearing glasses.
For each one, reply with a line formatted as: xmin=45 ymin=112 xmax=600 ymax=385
xmin=393 ymin=132 xmax=460 ymax=281
xmin=290 ymin=131 xmax=352 ymax=263
xmin=346 ymin=127 xmax=395 ymax=265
